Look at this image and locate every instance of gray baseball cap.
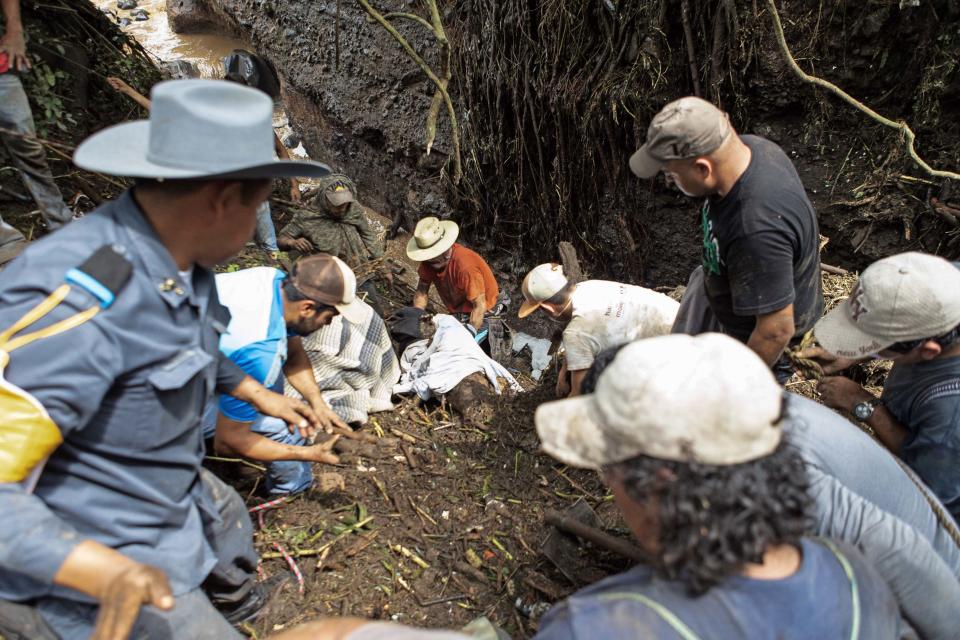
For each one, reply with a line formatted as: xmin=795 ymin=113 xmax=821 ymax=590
xmin=629 ymin=97 xmax=732 ymax=179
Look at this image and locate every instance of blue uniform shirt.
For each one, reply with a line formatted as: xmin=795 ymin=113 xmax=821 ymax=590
xmin=0 ymin=190 xmax=247 ymax=603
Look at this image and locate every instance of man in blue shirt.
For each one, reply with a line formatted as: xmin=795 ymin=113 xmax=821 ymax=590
xmin=207 ymin=255 xmax=365 ymax=494
xmin=532 ymin=334 xmax=902 ymax=638
xmin=800 ymin=252 xmax=960 ymax=524
xmin=581 ymin=339 xmax=960 ymax=638
xmin=0 ymin=80 xmax=333 ymax=639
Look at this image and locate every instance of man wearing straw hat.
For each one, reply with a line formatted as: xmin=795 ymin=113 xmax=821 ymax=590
xmin=406 ymin=216 xmax=499 ymax=337
xmin=0 ymin=79 xmax=332 ymax=639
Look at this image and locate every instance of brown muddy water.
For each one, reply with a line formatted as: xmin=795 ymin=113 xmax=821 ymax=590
xmin=94 ymin=0 xmax=244 ymax=77
xmin=94 ymin=0 xmax=316 ymax=178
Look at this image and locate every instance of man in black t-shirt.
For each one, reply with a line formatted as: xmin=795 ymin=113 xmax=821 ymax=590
xmin=630 ymin=97 xmax=824 ymax=380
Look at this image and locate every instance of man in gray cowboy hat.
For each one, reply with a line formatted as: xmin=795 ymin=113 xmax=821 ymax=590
xmin=0 ymin=79 xmax=331 ymax=640
xmin=406 ymin=216 xmax=499 ymax=335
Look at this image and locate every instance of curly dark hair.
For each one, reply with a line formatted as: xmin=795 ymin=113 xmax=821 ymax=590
xmin=605 ymin=442 xmax=813 ymax=596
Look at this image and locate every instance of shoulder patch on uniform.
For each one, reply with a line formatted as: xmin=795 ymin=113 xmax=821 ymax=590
xmin=65 ymin=244 xmax=133 ymax=309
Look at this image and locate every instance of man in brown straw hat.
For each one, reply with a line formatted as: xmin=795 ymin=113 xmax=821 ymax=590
xmin=630 ymin=97 xmax=824 ymax=383
xmin=406 ymin=216 xmax=499 ymax=336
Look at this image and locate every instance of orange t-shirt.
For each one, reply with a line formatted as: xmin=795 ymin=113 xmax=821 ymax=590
xmin=418 ymin=243 xmax=499 ymax=313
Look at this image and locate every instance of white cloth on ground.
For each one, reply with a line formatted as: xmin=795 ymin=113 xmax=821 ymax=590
xmin=394 ymin=314 xmax=522 ymax=400
xmin=285 ymin=299 xmax=400 ymax=424
xmin=563 ymin=280 xmax=679 ymax=371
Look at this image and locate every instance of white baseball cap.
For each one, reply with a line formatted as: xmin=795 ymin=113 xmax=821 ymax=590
xmin=518 ymin=263 xmax=569 ymax=318
xmin=535 ymin=333 xmax=783 ymax=469
xmin=815 ymin=252 xmax=960 ymax=359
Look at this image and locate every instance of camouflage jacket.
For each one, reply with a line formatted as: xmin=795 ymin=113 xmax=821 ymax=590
xmin=279 ymin=201 xmax=384 ymax=268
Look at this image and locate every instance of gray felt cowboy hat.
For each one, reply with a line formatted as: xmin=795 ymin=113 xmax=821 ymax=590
xmin=406 ymin=216 xmax=459 ymax=261
xmin=74 ymin=79 xmax=331 ymax=179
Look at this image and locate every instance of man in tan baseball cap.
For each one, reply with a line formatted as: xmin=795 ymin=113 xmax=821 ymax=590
xmin=531 ymin=333 xmax=902 ymax=637
xmin=406 ymin=216 xmax=499 ymax=336
xmin=631 ymin=97 xmax=823 ymax=383
xmin=518 ymin=263 xmax=677 ymax=397
xmin=799 ymin=252 xmax=960 ymax=523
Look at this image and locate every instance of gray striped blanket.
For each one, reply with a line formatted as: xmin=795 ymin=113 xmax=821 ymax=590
xmin=285 ymin=300 xmax=400 ymax=424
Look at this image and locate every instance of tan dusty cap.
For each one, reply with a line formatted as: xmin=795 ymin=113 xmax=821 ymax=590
xmin=629 ymin=97 xmax=732 ymax=178
xmin=325 ymin=183 xmax=354 ymax=207
xmin=815 ymin=252 xmax=960 ymax=358
xmin=290 ymin=253 xmax=365 ymax=324
xmin=535 ymin=334 xmax=783 ymax=469
xmin=518 ymin=263 xmax=568 ymax=318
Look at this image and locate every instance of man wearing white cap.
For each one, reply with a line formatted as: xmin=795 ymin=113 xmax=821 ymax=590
xmin=518 ymin=263 xmax=678 ymax=397
xmin=800 ymin=252 xmax=960 ymax=523
xmin=533 ymin=334 xmax=903 ymax=638
xmin=204 ymin=254 xmax=368 ymax=495
xmin=630 ymin=97 xmax=824 ymax=381
xmin=0 ymin=80 xmax=333 ymax=638
xmin=406 ymin=216 xmax=499 ymax=335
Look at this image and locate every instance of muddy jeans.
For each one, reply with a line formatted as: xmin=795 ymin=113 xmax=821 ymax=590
xmin=202 ymin=399 xmax=313 ymax=495
xmin=254 ymin=201 xmax=279 ymax=251
xmin=0 ymin=74 xmax=72 ymax=250
xmin=0 ymin=471 xmax=252 ymax=640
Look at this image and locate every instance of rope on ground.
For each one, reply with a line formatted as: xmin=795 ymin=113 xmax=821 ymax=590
xmin=272 ymin=542 xmax=306 ymax=595
xmin=765 ymin=0 xmax=960 ymax=182
xmin=248 ymin=495 xmax=290 ymax=514
xmin=892 ymin=455 xmax=960 ymax=550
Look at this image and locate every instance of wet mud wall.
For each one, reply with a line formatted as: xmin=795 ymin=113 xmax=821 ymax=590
xmin=205 ymin=0 xmax=960 ymax=283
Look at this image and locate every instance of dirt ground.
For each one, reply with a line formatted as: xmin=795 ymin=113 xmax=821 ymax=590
xmin=214 ymin=204 xmax=892 ymax=639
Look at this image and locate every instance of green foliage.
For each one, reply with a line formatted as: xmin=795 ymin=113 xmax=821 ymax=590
xmin=21 ymin=55 xmax=76 ymax=136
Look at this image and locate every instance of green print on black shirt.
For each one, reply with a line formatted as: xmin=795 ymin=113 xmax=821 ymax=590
xmin=701 ymin=201 xmax=720 ymax=276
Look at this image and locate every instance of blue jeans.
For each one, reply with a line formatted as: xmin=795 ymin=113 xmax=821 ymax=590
xmin=203 ymin=400 xmax=313 ymax=495
xmin=254 ymin=201 xmax=279 ymax=252
xmin=0 ymin=74 xmax=72 ymax=246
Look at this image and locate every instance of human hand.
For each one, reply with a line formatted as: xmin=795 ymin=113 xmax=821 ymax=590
xmin=300 ymin=435 xmax=341 ymax=464
xmin=795 ymin=346 xmax=860 ymax=375
xmin=252 ymin=391 xmax=320 ymax=438
xmin=90 ymin=563 xmax=173 ymax=640
xmin=292 ymin=238 xmax=314 ymax=254
xmin=289 ymin=184 xmax=302 ymax=202
xmin=817 ymin=376 xmax=872 ymax=413
xmin=106 ymin=77 xmax=132 ymax=94
xmin=0 ymin=30 xmax=29 ymax=71
xmin=309 ymin=399 xmax=348 ymax=433
xmin=555 ymin=375 xmax=570 ymax=398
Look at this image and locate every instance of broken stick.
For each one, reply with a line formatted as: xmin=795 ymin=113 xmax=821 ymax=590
xmin=544 ymin=509 xmax=646 ymax=564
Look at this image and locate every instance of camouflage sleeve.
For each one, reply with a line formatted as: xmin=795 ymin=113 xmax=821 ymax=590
xmin=356 ymin=208 xmax=384 ymax=258
xmin=279 ymin=215 xmax=304 ymax=239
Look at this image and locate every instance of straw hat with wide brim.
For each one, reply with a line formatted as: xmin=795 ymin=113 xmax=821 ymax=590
xmin=74 ymin=79 xmax=331 ymax=180
xmin=406 ymin=217 xmax=459 ymax=262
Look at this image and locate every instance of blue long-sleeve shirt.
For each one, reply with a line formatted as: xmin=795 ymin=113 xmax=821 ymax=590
xmin=0 ymin=190 xmax=246 ymax=603
xmin=785 ymin=394 xmax=960 ymax=639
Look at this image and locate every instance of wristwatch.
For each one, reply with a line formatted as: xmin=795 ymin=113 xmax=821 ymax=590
xmin=852 ymin=398 xmax=882 ymax=421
